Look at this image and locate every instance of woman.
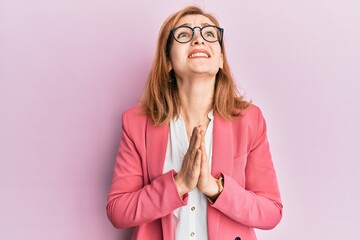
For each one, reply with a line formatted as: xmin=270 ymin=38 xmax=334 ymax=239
xmin=107 ymin=6 xmax=282 ymax=240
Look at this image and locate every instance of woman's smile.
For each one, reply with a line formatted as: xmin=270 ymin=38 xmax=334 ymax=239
xmin=188 ymin=49 xmax=211 ymax=58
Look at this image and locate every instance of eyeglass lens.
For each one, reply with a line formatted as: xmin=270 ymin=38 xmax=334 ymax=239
xmin=173 ymin=26 xmax=221 ymax=43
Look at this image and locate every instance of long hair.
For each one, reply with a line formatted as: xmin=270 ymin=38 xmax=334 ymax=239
xmin=140 ymin=6 xmax=250 ymax=125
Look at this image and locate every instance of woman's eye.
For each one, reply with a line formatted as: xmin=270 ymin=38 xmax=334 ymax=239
xmin=205 ymin=31 xmax=215 ymax=37
xmin=178 ymin=32 xmax=190 ymax=38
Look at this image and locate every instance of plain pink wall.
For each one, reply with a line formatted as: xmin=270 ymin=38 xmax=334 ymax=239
xmin=1 ymin=1 xmax=359 ymax=239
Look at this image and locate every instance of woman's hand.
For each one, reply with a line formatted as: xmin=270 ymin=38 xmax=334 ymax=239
xmin=197 ymin=128 xmax=219 ymax=197
xmin=174 ymin=126 xmax=203 ymax=196
xmin=174 ymin=126 xmax=219 ymax=197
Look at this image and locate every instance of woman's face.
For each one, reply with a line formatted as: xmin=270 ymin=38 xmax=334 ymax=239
xmin=169 ymin=14 xmax=223 ymax=80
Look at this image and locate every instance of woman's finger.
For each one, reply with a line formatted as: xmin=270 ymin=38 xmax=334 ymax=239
xmin=188 ymin=126 xmax=199 ymax=150
xmin=193 ymin=147 xmax=202 ymax=168
xmin=189 ymin=127 xmax=202 ymax=160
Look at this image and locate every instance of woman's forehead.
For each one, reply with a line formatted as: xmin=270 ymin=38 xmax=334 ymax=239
xmin=175 ymin=14 xmax=216 ymax=27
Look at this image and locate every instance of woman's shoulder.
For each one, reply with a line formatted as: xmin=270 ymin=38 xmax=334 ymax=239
xmin=236 ymin=103 xmax=264 ymax=122
xmin=229 ymin=103 xmax=268 ymax=131
xmin=230 ymin=104 xmax=268 ymax=140
xmin=122 ymin=105 xmax=148 ymax=123
xmin=123 ymin=105 xmax=142 ymax=115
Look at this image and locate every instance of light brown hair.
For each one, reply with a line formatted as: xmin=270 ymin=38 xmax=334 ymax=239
xmin=140 ymin=6 xmax=249 ymax=125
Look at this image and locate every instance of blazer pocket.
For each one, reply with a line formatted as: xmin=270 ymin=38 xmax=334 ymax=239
xmin=232 ymin=153 xmax=248 ymax=186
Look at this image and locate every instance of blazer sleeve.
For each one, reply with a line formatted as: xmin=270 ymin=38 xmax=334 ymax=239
xmin=106 ymin=110 xmax=187 ymax=228
xmin=211 ymin=107 xmax=283 ymax=230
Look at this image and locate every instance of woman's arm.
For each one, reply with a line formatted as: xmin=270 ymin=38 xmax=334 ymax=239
xmin=106 ymin=111 xmax=187 ymax=228
xmin=210 ymin=108 xmax=283 ymax=229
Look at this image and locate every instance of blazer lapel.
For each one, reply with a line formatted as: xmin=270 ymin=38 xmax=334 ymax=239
xmin=212 ymin=112 xmax=234 ymax=176
xmin=145 ymin=120 xmax=169 ymax=182
xmin=145 ymin=114 xmax=235 ymax=240
xmin=145 ymin=121 xmax=173 ymax=240
xmin=208 ymin=113 xmax=234 ymax=240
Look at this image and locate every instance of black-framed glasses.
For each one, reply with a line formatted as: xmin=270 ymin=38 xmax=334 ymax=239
xmin=170 ymin=25 xmax=224 ymax=45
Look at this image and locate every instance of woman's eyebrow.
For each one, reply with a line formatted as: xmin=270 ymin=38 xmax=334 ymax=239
xmin=200 ymin=23 xmax=212 ymax=26
xmin=176 ymin=22 xmax=213 ymax=27
xmin=177 ymin=23 xmax=191 ymax=27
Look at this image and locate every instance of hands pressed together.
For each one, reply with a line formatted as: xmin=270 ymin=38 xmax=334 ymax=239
xmin=174 ymin=126 xmax=220 ymax=198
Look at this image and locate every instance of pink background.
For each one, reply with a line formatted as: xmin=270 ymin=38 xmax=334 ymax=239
xmin=1 ymin=0 xmax=359 ymax=239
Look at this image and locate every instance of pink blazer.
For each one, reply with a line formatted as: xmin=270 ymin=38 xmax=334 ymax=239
xmin=107 ymin=104 xmax=282 ymax=240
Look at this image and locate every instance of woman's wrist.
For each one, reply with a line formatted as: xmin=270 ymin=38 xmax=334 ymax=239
xmin=202 ymin=177 xmax=219 ymax=196
xmin=205 ymin=175 xmax=224 ymax=203
xmin=174 ymin=174 xmax=187 ymax=196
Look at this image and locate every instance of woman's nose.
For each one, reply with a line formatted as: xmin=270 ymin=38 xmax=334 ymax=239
xmin=191 ymin=28 xmax=205 ymax=45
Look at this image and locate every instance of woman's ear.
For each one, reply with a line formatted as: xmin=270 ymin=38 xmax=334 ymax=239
xmin=168 ymin=62 xmax=173 ymax=72
xmin=219 ymin=53 xmax=224 ymax=69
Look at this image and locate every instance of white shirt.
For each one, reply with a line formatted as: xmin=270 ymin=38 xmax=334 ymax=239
xmin=163 ymin=112 xmax=214 ymax=240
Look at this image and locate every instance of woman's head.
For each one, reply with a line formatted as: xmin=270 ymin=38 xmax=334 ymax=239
xmin=168 ymin=14 xmax=224 ymax=83
xmin=158 ymin=6 xmax=226 ymax=81
xmin=141 ymin=6 xmax=249 ymax=125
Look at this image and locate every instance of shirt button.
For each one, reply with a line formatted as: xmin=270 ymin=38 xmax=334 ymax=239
xmin=191 ymin=206 xmax=195 ymax=211
xmin=190 ymin=232 xmax=195 ymax=237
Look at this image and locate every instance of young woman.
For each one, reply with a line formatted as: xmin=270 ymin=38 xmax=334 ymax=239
xmin=107 ymin=6 xmax=283 ymax=240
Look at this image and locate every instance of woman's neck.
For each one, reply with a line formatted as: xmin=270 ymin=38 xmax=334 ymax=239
xmin=177 ymin=75 xmax=215 ymax=138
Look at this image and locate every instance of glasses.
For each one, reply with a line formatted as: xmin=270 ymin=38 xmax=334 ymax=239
xmin=170 ymin=25 xmax=224 ymax=45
